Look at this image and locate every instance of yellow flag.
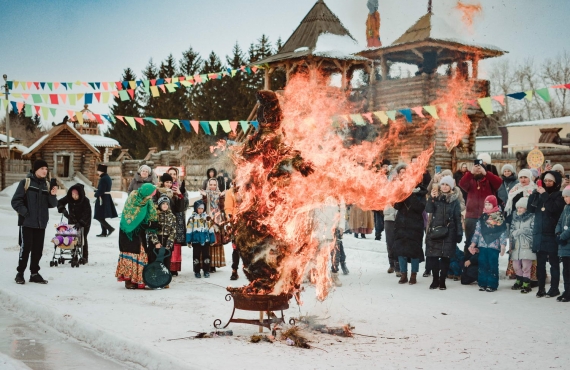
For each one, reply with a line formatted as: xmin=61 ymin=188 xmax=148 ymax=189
xmin=163 ymin=119 xmax=174 ymax=132
xmin=150 ymin=86 xmax=160 ymax=97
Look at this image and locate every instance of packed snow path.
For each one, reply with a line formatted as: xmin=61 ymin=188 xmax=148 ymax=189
xmin=0 ymin=190 xmax=568 ymax=369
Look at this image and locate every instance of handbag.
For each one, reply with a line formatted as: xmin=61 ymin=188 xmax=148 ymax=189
xmin=430 ymin=201 xmax=450 ymax=240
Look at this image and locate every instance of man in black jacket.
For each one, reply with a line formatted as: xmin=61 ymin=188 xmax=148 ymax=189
xmin=11 ymin=160 xmax=58 ymax=284
xmin=94 ymin=164 xmax=118 ymax=237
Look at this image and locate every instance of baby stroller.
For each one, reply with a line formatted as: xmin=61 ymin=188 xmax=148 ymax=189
xmin=50 ymin=219 xmax=85 ymax=268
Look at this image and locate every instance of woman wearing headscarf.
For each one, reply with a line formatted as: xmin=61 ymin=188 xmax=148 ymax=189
xmin=164 ymin=167 xmax=188 ymax=276
xmin=128 ymin=164 xmax=156 ymax=194
xmin=199 ymin=177 xmax=226 ymax=271
xmin=116 ymin=183 xmax=158 ymax=289
xmin=497 ymin=164 xmax=519 ymax=208
xmin=202 ymin=168 xmax=218 ymax=190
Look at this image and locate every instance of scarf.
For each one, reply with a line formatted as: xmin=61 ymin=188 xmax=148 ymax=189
xmin=120 ymin=183 xmax=157 ymax=240
xmin=505 ymin=182 xmax=537 ymax=215
xmin=479 ymin=210 xmax=506 ymax=245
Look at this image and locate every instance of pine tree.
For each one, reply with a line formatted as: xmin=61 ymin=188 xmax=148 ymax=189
xmin=105 ymin=68 xmax=145 ymax=158
xmin=188 ymin=51 xmax=226 ymax=122
xmin=224 ymin=42 xmax=256 ymax=120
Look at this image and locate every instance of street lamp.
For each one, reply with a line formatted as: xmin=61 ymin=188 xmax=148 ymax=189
xmin=2 ymin=74 xmax=10 ymax=157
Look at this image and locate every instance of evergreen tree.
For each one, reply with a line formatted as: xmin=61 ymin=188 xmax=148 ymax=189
xmin=105 ymin=68 xmax=145 ymax=158
xmin=224 ymin=42 xmax=256 ymax=120
xmin=188 ymin=51 xmax=226 ymax=122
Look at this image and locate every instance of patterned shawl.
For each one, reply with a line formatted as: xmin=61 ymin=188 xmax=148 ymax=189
xmin=120 ymin=183 xmax=157 ymax=240
xmin=505 ymin=182 xmax=537 ymax=216
xmin=204 ymin=179 xmax=222 ymax=220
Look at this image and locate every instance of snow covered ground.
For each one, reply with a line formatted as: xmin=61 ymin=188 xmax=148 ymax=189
xmin=0 ymin=189 xmax=568 ymax=369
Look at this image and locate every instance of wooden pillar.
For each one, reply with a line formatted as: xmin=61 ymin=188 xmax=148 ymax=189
xmin=380 ymin=56 xmax=388 ymax=81
xmin=340 ymin=62 xmax=348 ymax=90
xmin=472 ymin=58 xmax=479 ymax=79
xmin=264 ymin=68 xmax=271 ymax=90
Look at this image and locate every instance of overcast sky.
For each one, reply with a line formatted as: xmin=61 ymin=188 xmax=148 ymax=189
xmin=1 ymin=0 xmax=569 ymax=125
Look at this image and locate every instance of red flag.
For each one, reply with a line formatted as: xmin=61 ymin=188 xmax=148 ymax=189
xmin=493 ymin=95 xmax=505 ymax=106
xmin=49 ymin=94 xmax=58 ymax=104
xmin=35 ymin=106 xmax=42 ymax=114
xmin=150 ymin=79 xmax=157 ymax=86
xmin=190 ymin=120 xmax=200 ymax=133
xmin=134 ymin=117 xmax=144 ymax=126
xmin=115 ymin=115 xmax=125 ymax=124
xmin=127 ymin=89 xmax=135 ymax=99
xmin=115 ymin=82 xmax=122 ymax=90
xmin=93 ymin=113 xmax=102 ymax=123
xmin=33 ymin=82 xmax=40 ymax=90
xmin=94 ymin=92 xmax=101 ymax=102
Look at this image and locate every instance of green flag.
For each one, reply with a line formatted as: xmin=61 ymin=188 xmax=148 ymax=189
xmin=124 ymin=116 xmax=137 ymax=130
xmin=24 ymin=104 xmax=33 ymax=117
xmin=535 ymin=88 xmax=551 ymax=102
xmin=239 ymin=120 xmax=249 ymax=133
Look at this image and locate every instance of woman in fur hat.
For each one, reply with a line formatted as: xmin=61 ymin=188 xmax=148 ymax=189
xmin=497 ymin=164 xmax=519 ymax=208
xmin=128 ymin=164 xmax=157 ymax=194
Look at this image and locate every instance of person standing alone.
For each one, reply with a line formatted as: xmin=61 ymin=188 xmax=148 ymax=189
xmin=94 ymin=164 xmax=118 ymax=237
xmin=12 ymin=160 xmax=58 ymax=284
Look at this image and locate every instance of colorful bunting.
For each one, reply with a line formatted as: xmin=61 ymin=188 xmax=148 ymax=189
xmin=477 ymin=97 xmax=494 ymax=116
xmin=423 ymin=105 xmax=439 ymax=119
xmin=535 ymin=88 xmax=551 ymax=103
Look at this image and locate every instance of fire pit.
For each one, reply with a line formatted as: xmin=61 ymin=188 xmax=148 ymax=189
xmin=213 ymin=289 xmax=295 ymax=332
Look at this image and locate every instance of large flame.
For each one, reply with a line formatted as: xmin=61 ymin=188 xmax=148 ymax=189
xmin=231 ymin=64 xmax=485 ymax=301
xmin=455 ymin=1 xmax=483 ymax=32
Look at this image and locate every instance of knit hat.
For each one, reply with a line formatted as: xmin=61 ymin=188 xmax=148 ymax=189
xmin=518 ymin=169 xmax=532 ymax=179
xmin=530 ymin=168 xmax=539 ymax=180
xmin=139 ymin=164 xmax=152 ymax=175
xmin=193 ymin=200 xmax=205 ymax=212
xmin=33 ymin=159 xmax=48 ymax=173
xmin=563 ymin=186 xmax=570 ymax=197
xmin=484 ymin=195 xmax=498 ymax=208
xmin=394 ymin=163 xmax=407 ymax=174
xmin=160 ymin=173 xmax=173 ymax=183
xmin=97 ymin=164 xmax=107 ymax=173
xmin=439 ymin=175 xmax=455 ymax=190
xmin=515 ymin=197 xmax=528 ymax=209
xmin=441 ymin=169 xmax=453 ymax=177
xmin=501 ymin=164 xmax=515 ymax=175
xmin=478 ymin=153 xmax=492 ymax=164
xmin=381 ymin=159 xmax=391 ymax=166
xmin=544 ymin=173 xmax=556 ymax=183
xmin=553 ymin=164 xmax=565 ymax=174
xmin=157 ymin=194 xmax=170 ymax=208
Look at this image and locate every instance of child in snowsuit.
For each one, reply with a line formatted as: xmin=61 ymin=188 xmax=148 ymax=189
xmin=468 ymin=195 xmax=507 ymax=292
xmin=554 ymin=185 xmax=570 ymax=302
xmin=187 ymin=200 xmax=216 ymax=278
xmin=57 ymin=183 xmax=92 ymax=263
xmin=148 ymin=195 xmax=177 ymax=273
xmin=509 ymin=197 xmax=536 ymax=293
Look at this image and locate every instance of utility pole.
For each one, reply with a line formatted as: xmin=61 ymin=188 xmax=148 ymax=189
xmin=428 ymin=0 xmax=433 ymax=13
xmin=2 ymin=74 xmax=10 ymax=158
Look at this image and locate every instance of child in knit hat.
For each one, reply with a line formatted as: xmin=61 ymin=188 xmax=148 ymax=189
xmin=554 ymin=185 xmax=570 ymax=302
xmin=509 ymin=197 xmax=536 ymax=293
xmin=468 ymin=195 xmax=508 ymax=292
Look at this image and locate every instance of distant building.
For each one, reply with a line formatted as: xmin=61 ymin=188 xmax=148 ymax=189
xmin=500 ymin=116 xmax=570 ymax=153
xmin=475 ymin=136 xmax=502 ymax=154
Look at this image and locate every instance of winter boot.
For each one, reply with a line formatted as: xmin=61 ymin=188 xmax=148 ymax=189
xmin=387 ymin=266 xmax=395 ymax=274
xmin=354 ymin=233 xmax=359 ymax=238
xmin=545 ymin=288 xmax=560 ymax=298
xmin=536 ymin=288 xmax=546 ymax=298
xmin=125 ymin=280 xmax=136 ymax=289
xmin=423 ymin=270 xmax=431 ymax=278
xmin=332 ymin=272 xmax=342 ymax=287
xmin=29 ymin=273 xmax=48 ymax=284
xmin=107 ymin=227 xmax=115 ymax=237
xmin=204 ymin=272 xmax=210 ymax=278
xmin=511 ymin=277 xmax=523 ymax=290
xmin=439 ymin=272 xmax=447 ymax=290
xmin=194 ymin=272 xmax=201 ymax=278
xmin=360 ymin=233 xmax=366 ymax=239
xmin=171 ymin=271 xmax=178 ymax=277
xmin=520 ymin=282 xmax=532 ymax=294
xmin=340 ymin=262 xmax=350 ymax=275
xmin=429 ymin=274 xmax=439 ymax=290
xmin=15 ymin=272 xmax=25 ymax=285
xmin=396 ymin=271 xmax=402 ymax=277
xmin=398 ymin=273 xmax=408 ymax=284
xmin=230 ymin=270 xmax=239 ymax=280
xmin=409 ymin=272 xmax=417 ymax=285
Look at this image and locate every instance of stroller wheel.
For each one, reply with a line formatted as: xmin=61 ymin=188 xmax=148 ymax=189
xmin=79 ymin=258 xmax=84 ymax=265
xmin=54 ymin=261 xmax=58 ymax=267
xmin=50 ymin=261 xmax=54 ymax=267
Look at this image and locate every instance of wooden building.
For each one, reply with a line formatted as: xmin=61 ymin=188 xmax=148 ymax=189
xmin=254 ymin=0 xmax=506 ymax=171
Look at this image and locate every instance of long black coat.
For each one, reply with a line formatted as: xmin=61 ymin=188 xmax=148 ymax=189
xmin=119 ymin=228 xmax=151 ymax=254
xmin=11 ymin=173 xmax=57 ymax=229
xmin=94 ymin=173 xmax=118 ymax=220
xmin=425 ymin=192 xmax=462 ymax=258
xmin=393 ymin=186 xmax=427 ymax=259
xmin=527 ymin=171 xmax=565 ymax=254
xmin=57 ymin=183 xmax=92 ymax=227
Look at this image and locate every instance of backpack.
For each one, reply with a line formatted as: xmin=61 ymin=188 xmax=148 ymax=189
xmin=23 ymin=177 xmax=50 ymax=193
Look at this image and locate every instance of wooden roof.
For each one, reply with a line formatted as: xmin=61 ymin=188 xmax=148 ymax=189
xmin=359 ymin=12 xmax=505 ymax=64
xmin=255 ymin=0 xmax=363 ymax=66
xmin=23 ymin=124 xmax=100 ymax=159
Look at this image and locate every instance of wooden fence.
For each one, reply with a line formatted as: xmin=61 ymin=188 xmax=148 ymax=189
xmin=1 ymin=159 xmax=31 ymax=190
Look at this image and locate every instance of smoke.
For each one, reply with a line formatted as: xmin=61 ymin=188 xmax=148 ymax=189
xmin=455 ymin=1 xmax=483 ymax=32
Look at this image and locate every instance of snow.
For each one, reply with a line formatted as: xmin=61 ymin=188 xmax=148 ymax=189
xmin=312 ymin=33 xmax=368 ymax=61
xmin=22 ymin=134 xmax=48 ymax=156
xmin=0 ymin=193 xmax=569 ymax=369
xmin=505 ymin=115 xmax=570 ymax=128
xmin=0 ymin=182 xmax=20 ymax=198
xmin=0 ymin=134 xmax=19 ymax=144
xmin=0 ymin=353 xmax=31 ymax=370
xmin=61 ymin=175 xmax=96 ymax=193
xmin=82 ymin=134 xmax=120 ymax=148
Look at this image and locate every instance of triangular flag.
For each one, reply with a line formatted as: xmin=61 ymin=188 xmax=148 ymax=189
xmin=386 ymin=110 xmax=397 ymax=121
xmin=163 ymin=119 xmax=174 ymax=132
xmin=155 ymin=118 xmax=163 ymax=125
xmin=134 ymin=117 xmax=144 ymax=126
xmin=41 ymin=94 xmax=49 ymax=104
xmin=128 ymin=81 xmax=137 ymax=90
xmin=62 ymin=82 xmax=68 ymax=90
xmin=39 ymin=82 xmax=45 ymax=89
xmin=361 ymin=113 xmax=373 ymax=123
xmin=507 ymin=92 xmax=526 ymax=100
xmin=94 ymin=92 xmax=101 ymax=102
xmin=252 ymin=66 xmax=258 ymax=73
xmin=190 ymin=120 xmax=200 ymax=133
xmin=26 ymin=81 xmax=32 ymax=89
xmin=398 ymin=109 xmax=412 ymax=123
xmin=115 ymin=115 xmax=125 ymax=124
xmin=119 ymin=90 xmax=130 ymax=101
xmin=68 ymin=94 xmax=76 ymax=106
xmin=34 ymin=105 xmax=41 ymax=115
xmin=171 ymin=119 xmax=181 ymax=129
xmin=230 ymin=121 xmax=238 ymax=134
xmin=239 ymin=120 xmax=249 ymax=133
xmin=150 ymin=86 xmax=160 ymax=97
xmin=49 ymin=108 xmax=57 ymax=117
xmin=54 ymin=82 xmax=60 ymax=90
xmin=373 ymin=111 xmax=389 ymax=125
xmin=58 ymin=94 xmax=67 ymax=104
xmin=41 ymin=106 xmax=49 ymax=120
xmin=122 ymin=81 xmax=129 ymax=89
xmin=49 ymin=94 xmax=58 ymax=105
xmin=218 ymin=120 xmax=231 ymax=133
xmin=102 ymin=92 xmax=110 ymax=103
xmin=115 ymin=82 xmax=123 ymax=90
xmin=24 ymin=104 xmax=33 ymax=117
xmin=16 ymin=102 xmax=24 ymax=113
xmin=477 ymin=97 xmax=494 ymax=116
xmin=76 ymin=93 xmax=84 ymax=101
xmin=251 ymin=121 xmax=259 ymax=130
xmin=32 ymin=94 xmax=42 ymax=104
xmin=111 ymin=91 xmax=120 ymax=98
xmin=143 ymin=80 xmax=150 ymax=93
xmin=76 ymin=111 xmax=84 ymax=125
xmin=102 ymin=82 xmax=109 ymax=90
xmin=144 ymin=117 xmax=157 ymax=126
xmin=33 ymin=82 xmax=40 ymax=90
xmin=181 ymin=120 xmax=191 ymax=132
xmin=93 ymin=113 xmax=102 ymax=123
xmin=524 ymin=90 xmax=533 ymax=101
xmin=84 ymin=93 xmax=93 ymax=105
xmin=411 ymin=106 xmax=425 ymax=118
xmin=423 ymin=105 xmax=439 ymax=119
xmin=492 ymin=95 xmax=505 ymax=106
xmin=209 ymin=121 xmax=219 ymax=135
xmin=158 ymin=85 xmax=166 ymax=93
xmin=124 ymin=116 xmax=137 ymax=130
xmin=67 ymin=110 xmax=74 ymax=119
xmin=535 ymin=88 xmax=551 ymax=103
xmin=88 ymin=82 xmax=96 ymax=90
xmin=194 ymin=75 xmax=203 ymax=84
xmin=165 ymin=83 xmax=177 ymax=93
xmin=350 ymin=114 xmax=366 ymax=126
xmin=199 ymin=121 xmax=211 ymax=135
xmin=47 ymin=82 xmax=53 ymax=91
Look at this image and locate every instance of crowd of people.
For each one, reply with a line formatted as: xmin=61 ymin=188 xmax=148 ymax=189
xmin=10 ymin=156 xmax=570 ymax=301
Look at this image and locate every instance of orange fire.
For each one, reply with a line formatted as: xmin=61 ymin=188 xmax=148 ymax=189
xmin=455 ymin=1 xmax=483 ymax=31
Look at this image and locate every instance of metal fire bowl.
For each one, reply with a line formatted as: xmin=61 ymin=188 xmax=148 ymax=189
xmin=230 ymin=292 xmax=291 ymax=311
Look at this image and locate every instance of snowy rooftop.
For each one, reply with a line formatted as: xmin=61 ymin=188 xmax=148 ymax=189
xmin=0 ymin=134 xmax=21 ymax=143
xmin=505 ymin=116 xmax=570 ymax=128
xmin=82 ymin=134 xmax=120 ymax=148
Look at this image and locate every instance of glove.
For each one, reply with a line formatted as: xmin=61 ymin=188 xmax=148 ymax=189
xmin=63 ymin=210 xmax=70 ymax=219
xmin=180 ymin=180 xmax=186 ymax=194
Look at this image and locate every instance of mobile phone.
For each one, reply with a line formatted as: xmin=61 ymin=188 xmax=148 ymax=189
xmin=435 ymin=165 xmax=441 ymax=174
xmin=537 ymin=180 xmax=543 ymax=187
xmin=565 ymin=174 xmax=569 ymax=179
xmin=545 ymin=160 xmax=551 ymax=165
